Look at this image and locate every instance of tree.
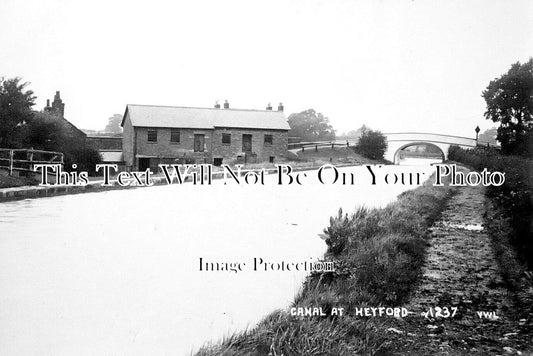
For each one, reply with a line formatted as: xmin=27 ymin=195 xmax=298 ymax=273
xmin=0 ymin=77 xmax=36 ymax=147
xmin=477 ymin=127 xmax=499 ymax=146
xmin=287 ymin=109 xmax=336 ymax=142
xmin=104 ymin=114 xmax=123 ymax=134
xmin=482 ymin=58 xmax=533 ymax=154
xmin=354 ymin=128 xmax=387 ymax=160
xmin=344 ymin=125 xmax=368 ymax=140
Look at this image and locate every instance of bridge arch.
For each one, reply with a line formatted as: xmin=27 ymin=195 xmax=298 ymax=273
xmin=383 ymin=133 xmax=478 ymax=164
xmin=392 ymin=141 xmax=445 ymax=165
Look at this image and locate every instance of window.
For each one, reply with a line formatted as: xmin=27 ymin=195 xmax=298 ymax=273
xmin=147 ymin=129 xmax=157 ymax=142
xmin=222 ymin=133 xmax=231 ymax=144
xmin=242 ymin=134 xmax=252 ymax=152
xmin=213 ymin=158 xmax=223 ymax=166
xmin=194 ymin=134 xmax=205 ymax=152
xmin=170 ymin=129 xmax=180 ymax=143
xmin=264 ymin=134 xmax=273 ymax=145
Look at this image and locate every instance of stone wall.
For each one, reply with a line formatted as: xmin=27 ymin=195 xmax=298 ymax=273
xmin=134 ymin=127 xmax=213 ymax=161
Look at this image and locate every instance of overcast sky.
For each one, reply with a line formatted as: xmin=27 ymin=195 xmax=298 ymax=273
xmin=1 ymin=0 xmax=532 ymax=136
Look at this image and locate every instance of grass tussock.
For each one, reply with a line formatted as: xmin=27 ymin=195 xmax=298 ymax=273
xmin=197 ymin=310 xmax=383 ymax=356
xmin=196 ymin=174 xmax=455 ymax=356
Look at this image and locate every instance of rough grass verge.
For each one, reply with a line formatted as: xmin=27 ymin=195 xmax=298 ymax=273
xmin=484 ymin=197 xmax=533 ymax=320
xmin=0 ymin=172 xmax=38 ymax=188
xmin=196 ymin=173 xmax=455 ymax=356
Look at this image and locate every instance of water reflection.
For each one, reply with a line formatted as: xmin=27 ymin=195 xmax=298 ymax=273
xmin=398 ymin=157 xmax=443 ymax=166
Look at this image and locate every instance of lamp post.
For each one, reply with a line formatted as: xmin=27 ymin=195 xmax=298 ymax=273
xmin=475 ymin=126 xmax=480 ymax=145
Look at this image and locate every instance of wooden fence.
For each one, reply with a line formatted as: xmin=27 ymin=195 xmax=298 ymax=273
xmin=288 ymin=140 xmax=357 ymax=151
xmin=0 ymin=148 xmax=64 ymax=176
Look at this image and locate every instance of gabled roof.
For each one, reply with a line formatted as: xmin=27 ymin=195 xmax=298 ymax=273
xmin=121 ymin=104 xmax=290 ymax=131
xmin=62 ymin=117 xmax=87 ymax=137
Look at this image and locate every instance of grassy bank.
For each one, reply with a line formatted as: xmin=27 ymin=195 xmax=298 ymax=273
xmin=196 ymin=174 xmax=455 ymax=355
xmin=0 ymin=172 xmax=38 ymax=188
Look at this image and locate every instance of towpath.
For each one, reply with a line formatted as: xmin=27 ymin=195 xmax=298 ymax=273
xmin=379 ymin=184 xmax=532 ymax=355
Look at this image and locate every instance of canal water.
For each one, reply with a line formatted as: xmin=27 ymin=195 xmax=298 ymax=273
xmin=0 ymin=165 xmax=434 ymax=355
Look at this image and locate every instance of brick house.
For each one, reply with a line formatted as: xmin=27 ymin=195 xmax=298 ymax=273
xmin=121 ymin=101 xmax=290 ymax=171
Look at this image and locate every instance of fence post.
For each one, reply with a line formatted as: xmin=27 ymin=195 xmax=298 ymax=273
xmin=28 ymin=149 xmax=34 ymax=173
xmin=8 ymin=149 xmax=13 ymax=176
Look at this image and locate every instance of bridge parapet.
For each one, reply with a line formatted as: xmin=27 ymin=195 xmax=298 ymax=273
xmin=384 ymin=132 xmax=477 ymax=147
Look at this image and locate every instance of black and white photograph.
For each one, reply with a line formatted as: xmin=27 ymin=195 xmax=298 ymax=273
xmin=0 ymin=1 xmax=532 ymax=355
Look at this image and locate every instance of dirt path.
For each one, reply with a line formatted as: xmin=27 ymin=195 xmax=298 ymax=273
xmin=379 ymin=184 xmax=532 ymax=355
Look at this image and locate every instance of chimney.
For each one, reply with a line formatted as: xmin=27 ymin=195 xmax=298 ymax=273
xmin=223 ymin=100 xmax=229 ymax=109
xmin=214 ymin=101 xmax=220 ymax=109
xmin=278 ymin=102 xmax=284 ymax=112
xmin=51 ymin=90 xmax=65 ymax=117
xmin=266 ymin=103 xmax=272 ymax=110
xmin=46 ymin=99 xmax=50 ymax=107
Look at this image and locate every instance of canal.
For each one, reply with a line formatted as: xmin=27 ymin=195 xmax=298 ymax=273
xmin=0 ymin=164 xmax=434 ymax=355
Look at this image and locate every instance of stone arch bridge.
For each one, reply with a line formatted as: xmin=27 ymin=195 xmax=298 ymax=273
xmin=383 ymin=132 xmax=477 ymax=164
xmin=290 ymin=132 xmax=481 ymax=164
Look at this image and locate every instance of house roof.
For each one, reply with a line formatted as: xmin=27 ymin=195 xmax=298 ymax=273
xmin=44 ymin=115 xmax=86 ymax=138
xmin=122 ymin=104 xmax=290 ymax=131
